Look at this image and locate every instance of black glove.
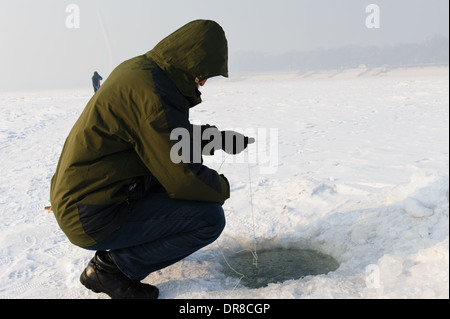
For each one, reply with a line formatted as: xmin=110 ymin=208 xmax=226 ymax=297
xmin=221 ymin=130 xmax=255 ymax=155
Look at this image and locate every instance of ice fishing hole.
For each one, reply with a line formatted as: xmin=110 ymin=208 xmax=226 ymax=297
xmin=221 ymin=247 xmax=339 ymax=289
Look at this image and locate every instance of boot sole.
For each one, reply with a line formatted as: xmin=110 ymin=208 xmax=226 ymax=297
xmin=80 ymin=269 xmax=159 ymax=299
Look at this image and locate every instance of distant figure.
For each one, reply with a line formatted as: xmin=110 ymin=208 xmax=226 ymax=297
xmin=92 ymin=72 xmax=103 ymax=93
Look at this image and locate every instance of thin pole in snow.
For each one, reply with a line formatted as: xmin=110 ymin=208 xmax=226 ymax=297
xmin=96 ymin=10 xmax=113 ymax=75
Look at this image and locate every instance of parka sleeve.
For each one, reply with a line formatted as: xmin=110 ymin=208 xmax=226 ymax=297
xmin=133 ymin=96 xmax=230 ymax=205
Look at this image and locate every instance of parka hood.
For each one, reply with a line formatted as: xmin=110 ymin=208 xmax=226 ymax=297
xmin=146 ymin=20 xmax=228 ymax=100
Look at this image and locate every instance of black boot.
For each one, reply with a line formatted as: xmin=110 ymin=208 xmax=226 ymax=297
xmin=80 ymin=251 xmax=159 ymax=299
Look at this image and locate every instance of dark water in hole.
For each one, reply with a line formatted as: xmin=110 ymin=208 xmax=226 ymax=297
xmin=221 ymin=248 xmax=339 ymax=289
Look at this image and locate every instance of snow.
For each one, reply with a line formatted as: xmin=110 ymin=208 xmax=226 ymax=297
xmin=0 ymin=66 xmax=448 ymax=299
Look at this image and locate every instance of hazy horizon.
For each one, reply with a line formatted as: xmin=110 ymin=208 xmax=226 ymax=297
xmin=0 ymin=0 xmax=448 ymax=91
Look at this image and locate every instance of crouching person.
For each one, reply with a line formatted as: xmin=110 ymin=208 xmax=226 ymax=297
xmin=50 ymin=20 xmax=250 ymax=299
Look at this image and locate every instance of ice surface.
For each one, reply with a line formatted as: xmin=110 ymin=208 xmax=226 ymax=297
xmin=0 ymin=67 xmax=448 ymax=299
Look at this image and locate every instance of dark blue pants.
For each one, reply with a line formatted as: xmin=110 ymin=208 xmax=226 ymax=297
xmin=84 ymin=191 xmax=226 ymax=281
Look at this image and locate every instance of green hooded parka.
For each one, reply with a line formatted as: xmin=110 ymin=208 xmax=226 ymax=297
xmin=50 ymin=20 xmax=230 ymax=247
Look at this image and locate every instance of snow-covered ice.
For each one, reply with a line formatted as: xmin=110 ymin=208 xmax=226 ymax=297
xmin=0 ymin=67 xmax=448 ymax=299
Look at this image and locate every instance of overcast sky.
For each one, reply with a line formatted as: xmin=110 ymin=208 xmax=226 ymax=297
xmin=0 ymin=0 xmax=448 ymax=91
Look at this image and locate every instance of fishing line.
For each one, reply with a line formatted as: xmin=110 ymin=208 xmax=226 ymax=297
xmin=247 ymin=155 xmax=259 ymax=268
xmin=217 ymin=147 xmax=259 ymax=289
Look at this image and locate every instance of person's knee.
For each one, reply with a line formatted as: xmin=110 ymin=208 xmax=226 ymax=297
xmin=205 ymin=203 xmax=226 ymax=240
xmin=212 ymin=203 xmax=226 ymax=229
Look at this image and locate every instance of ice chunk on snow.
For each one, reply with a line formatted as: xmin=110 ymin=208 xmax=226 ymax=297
xmin=403 ymin=197 xmax=434 ymax=218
